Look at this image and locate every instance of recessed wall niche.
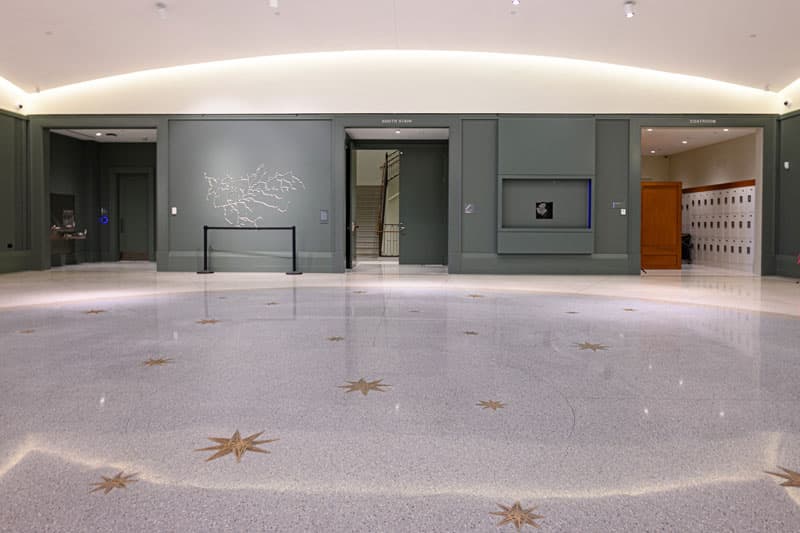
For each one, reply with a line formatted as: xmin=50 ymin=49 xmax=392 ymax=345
xmin=501 ymin=178 xmax=591 ymax=229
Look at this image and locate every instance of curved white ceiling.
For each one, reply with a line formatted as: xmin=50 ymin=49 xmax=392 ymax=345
xmin=1 ymin=0 xmax=798 ymax=92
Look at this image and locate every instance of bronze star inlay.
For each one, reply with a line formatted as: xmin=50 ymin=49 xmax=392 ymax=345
xmin=196 ymin=430 xmax=278 ymax=463
xmin=90 ymin=471 xmax=138 ymax=494
xmin=196 ymin=319 xmax=220 ymax=325
xmin=464 ymin=331 xmax=479 ymax=336
xmin=491 ymin=501 xmax=544 ymax=530
xmin=84 ymin=310 xmax=107 ymax=315
xmin=765 ymin=466 xmax=800 ymax=487
xmin=623 ymin=308 xmax=637 ymax=312
xmin=144 ymin=357 xmax=173 ymax=367
xmin=18 ymin=329 xmax=36 ymax=334
xmin=477 ymin=400 xmax=506 ymax=411
xmin=266 ymin=302 xmax=280 ymax=306
xmin=339 ymin=378 xmax=391 ymax=396
xmin=327 ymin=336 xmax=345 ymax=342
xmin=353 ymin=290 xmax=367 ymax=294
xmin=566 ymin=311 xmax=580 ymax=315
xmin=409 ymin=310 xmax=421 ymax=313
xmin=467 ymin=294 xmax=484 ymax=298
xmin=576 ymin=342 xmax=608 ymax=352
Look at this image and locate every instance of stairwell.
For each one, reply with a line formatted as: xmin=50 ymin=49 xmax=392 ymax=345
xmin=356 ymin=185 xmax=383 ymax=258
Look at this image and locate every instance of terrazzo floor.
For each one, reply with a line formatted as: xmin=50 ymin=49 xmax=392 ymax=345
xmin=1 ymin=263 xmax=799 ymax=532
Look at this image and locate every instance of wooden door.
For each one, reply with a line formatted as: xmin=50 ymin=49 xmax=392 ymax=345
xmin=641 ymin=182 xmax=682 ymax=270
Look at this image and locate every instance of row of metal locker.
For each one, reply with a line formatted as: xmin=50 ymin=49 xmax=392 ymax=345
xmin=683 ymin=186 xmax=756 ymax=215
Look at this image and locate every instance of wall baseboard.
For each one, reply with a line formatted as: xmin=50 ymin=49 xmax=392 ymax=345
xmin=776 ymin=255 xmax=800 ymax=278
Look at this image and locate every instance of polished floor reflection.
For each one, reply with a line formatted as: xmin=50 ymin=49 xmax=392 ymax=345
xmin=1 ymin=264 xmax=799 ymax=531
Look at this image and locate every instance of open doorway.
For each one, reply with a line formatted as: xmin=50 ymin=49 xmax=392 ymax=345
xmin=640 ymin=127 xmax=763 ymax=275
xmin=48 ymin=129 xmax=157 ymax=267
xmin=345 ymin=128 xmax=449 ymax=271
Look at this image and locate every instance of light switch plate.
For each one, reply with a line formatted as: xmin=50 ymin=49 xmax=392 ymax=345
xmin=170 ymin=207 xmax=178 ymax=216
xmin=785 ymin=161 xmax=791 ymax=170
xmin=620 ymin=208 xmax=627 ymax=216
xmin=320 ymin=209 xmax=329 ymax=223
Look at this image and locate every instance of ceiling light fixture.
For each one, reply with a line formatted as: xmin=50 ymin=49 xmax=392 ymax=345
xmin=623 ymin=1 xmax=636 ymax=18
xmin=646 ymin=128 xmax=653 ymax=132
xmin=95 ymin=132 xmax=103 ymax=137
xmin=650 ymin=150 xmax=656 ymax=154
xmin=155 ymin=2 xmax=168 ymax=19
xmin=682 ymin=140 xmax=688 ymax=144
xmin=512 ymin=0 xmax=520 ymax=5
xmin=395 ymin=130 xmax=401 ymax=134
xmin=723 ymin=128 xmax=730 ymax=132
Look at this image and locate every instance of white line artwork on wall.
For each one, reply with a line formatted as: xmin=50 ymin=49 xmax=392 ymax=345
xmin=204 ymin=165 xmax=306 ymax=227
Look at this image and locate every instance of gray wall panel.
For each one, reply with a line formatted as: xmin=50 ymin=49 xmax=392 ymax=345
xmin=461 ymin=120 xmax=497 ymax=253
xmin=594 ymin=120 xmax=630 ymax=254
xmin=778 ymin=115 xmax=800 ymax=263
xmin=0 ymin=114 xmax=28 ymax=258
xmin=167 ymin=119 xmax=333 ymax=272
xmin=498 ymin=117 xmax=595 ymax=175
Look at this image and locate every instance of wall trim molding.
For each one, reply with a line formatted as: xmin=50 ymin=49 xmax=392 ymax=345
xmin=682 ymin=179 xmax=757 ymax=194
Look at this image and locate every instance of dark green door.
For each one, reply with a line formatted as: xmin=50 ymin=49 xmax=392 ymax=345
xmin=118 ymin=173 xmax=150 ymax=260
xmin=399 ymin=145 xmax=448 ymax=265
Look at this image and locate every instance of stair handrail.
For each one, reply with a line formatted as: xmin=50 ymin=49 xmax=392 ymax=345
xmin=378 ymin=152 xmax=389 ymax=256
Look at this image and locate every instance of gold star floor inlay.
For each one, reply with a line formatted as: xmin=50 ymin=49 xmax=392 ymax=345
xmin=327 ymin=336 xmax=345 ymax=342
xmin=566 ymin=311 xmax=580 ymax=314
xmin=196 ymin=319 xmax=220 ymax=325
xmin=464 ymin=331 xmax=479 ymax=336
xmin=18 ymin=329 xmax=35 ymax=334
xmin=477 ymin=400 xmax=506 ymax=411
xmin=765 ymin=466 xmax=800 ymax=487
xmin=144 ymin=357 xmax=173 ymax=367
xmin=196 ymin=430 xmax=278 ymax=463
xmin=576 ymin=342 xmax=609 ymax=352
xmin=84 ymin=310 xmax=107 ymax=315
xmin=266 ymin=302 xmax=280 ymax=306
xmin=339 ymin=378 xmax=391 ymax=396
xmin=624 ymin=308 xmax=637 ymax=312
xmin=353 ymin=290 xmax=367 ymax=294
xmin=90 ymin=471 xmax=138 ymax=494
xmin=467 ymin=294 xmax=484 ymax=298
xmin=491 ymin=502 xmax=544 ymax=530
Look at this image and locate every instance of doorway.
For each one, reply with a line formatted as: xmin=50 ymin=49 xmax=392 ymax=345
xmin=640 ymin=127 xmax=763 ymax=275
xmin=345 ymin=128 xmax=449 ymax=270
xmin=48 ymin=129 xmax=157 ymax=266
xmin=118 ymin=171 xmax=153 ymax=260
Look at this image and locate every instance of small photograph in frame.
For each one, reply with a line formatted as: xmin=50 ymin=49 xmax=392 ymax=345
xmin=535 ymin=201 xmax=553 ymax=220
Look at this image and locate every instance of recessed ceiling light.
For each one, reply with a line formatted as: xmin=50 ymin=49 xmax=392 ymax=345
xmin=623 ymin=1 xmax=636 ymax=18
xmin=646 ymin=128 xmax=653 ymax=132
xmin=95 ymin=132 xmax=103 ymax=137
xmin=723 ymin=128 xmax=729 ymax=132
xmin=512 ymin=0 xmax=520 ymax=5
xmin=395 ymin=130 xmax=401 ymax=134
xmin=681 ymin=140 xmax=688 ymax=144
xmin=650 ymin=150 xmax=656 ymax=154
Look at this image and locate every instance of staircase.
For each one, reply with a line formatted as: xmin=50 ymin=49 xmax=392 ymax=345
xmin=356 ymin=186 xmax=383 ymax=258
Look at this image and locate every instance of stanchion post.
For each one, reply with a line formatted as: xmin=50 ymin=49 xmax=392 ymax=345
xmin=197 ymin=224 xmax=214 ymax=274
xmin=286 ymin=225 xmax=303 ymax=275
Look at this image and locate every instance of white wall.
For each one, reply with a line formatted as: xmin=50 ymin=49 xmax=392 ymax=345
xmin=779 ymin=77 xmax=800 ymax=114
xmin=0 ymin=76 xmax=26 ymax=114
xmin=22 ymin=51 xmax=779 ymax=115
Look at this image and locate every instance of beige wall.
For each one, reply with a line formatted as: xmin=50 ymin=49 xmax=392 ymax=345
xmin=668 ymin=133 xmax=760 ymax=188
xmin=641 ymin=156 xmax=670 ymax=181
xmin=356 ymin=150 xmax=385 ymax=186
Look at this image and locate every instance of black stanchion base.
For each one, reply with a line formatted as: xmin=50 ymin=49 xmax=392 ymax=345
xmin=197 ymin=271 xmax=215 ymax=275
xmin=286 ymin=271 xmax=303 ymax=276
